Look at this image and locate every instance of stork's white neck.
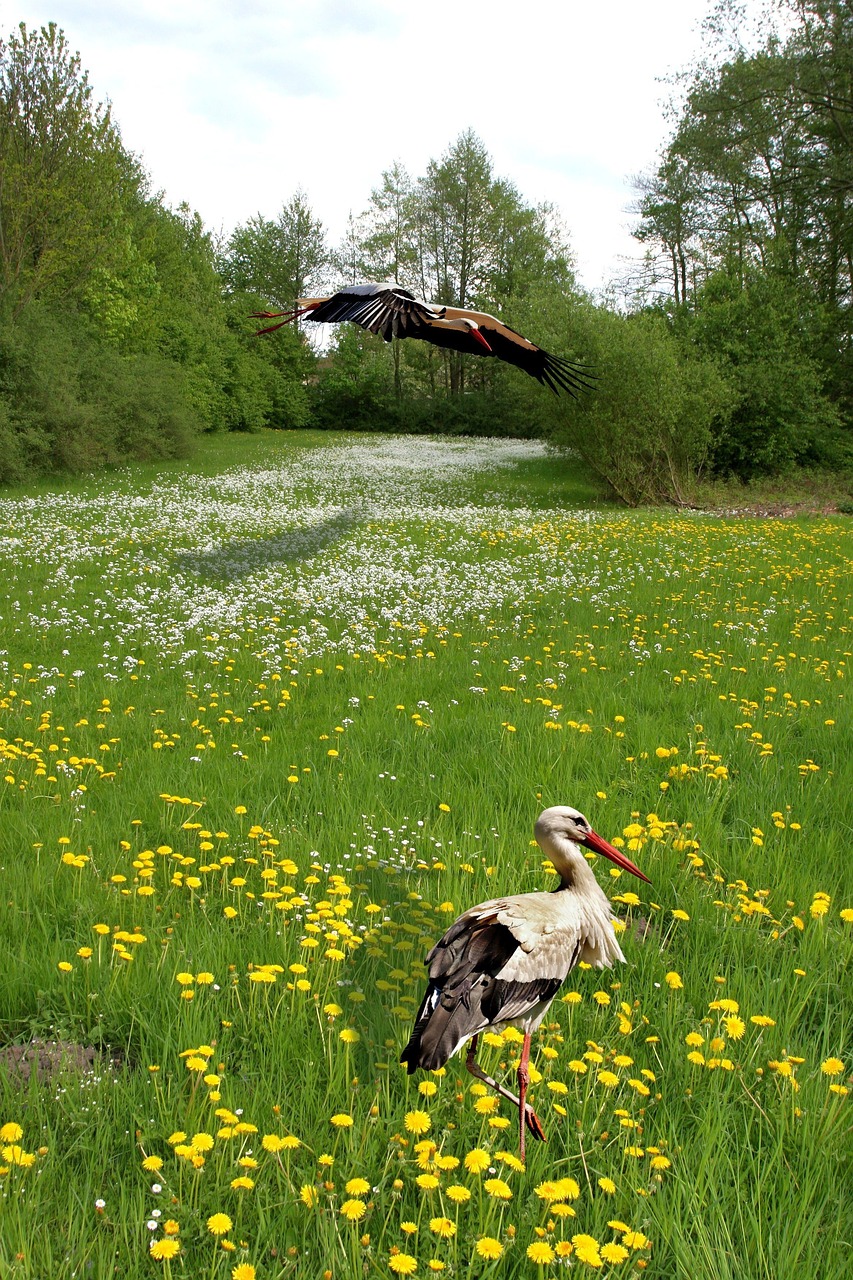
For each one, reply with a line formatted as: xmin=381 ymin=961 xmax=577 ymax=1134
xmin=540 ymin=832 xmax=601 ymax=893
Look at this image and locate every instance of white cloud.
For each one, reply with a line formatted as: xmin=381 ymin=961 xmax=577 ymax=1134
xmin=13 ymin=0 xmax=766 ymax=289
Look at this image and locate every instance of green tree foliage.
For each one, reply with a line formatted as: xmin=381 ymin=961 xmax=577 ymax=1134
xmin=0 ymin=303 xmax=195 ymax=483
xmin=223 ymin=190 xmax=327 ymax=308
xmin=0 ymin=21 xmax=314 ymax=481
xmin=631 ymin=0 xmax=852 ymax=478
xmin=0 ymin=22 xmax=130 ymax=316
xmin=678 ymin=263 xmax=843 ymax=476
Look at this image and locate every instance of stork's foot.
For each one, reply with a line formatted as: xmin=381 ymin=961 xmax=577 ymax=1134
xmin=523 ymin=1105 xmax=547 ymax=1142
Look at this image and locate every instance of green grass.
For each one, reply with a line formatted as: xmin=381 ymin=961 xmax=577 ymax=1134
xmin=0 ymin=431 xmax=850 ymax=1279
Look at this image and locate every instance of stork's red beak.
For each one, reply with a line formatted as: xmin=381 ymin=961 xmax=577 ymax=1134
xmin=582 ymin=829 xmax=651 ymax=884
xmin=470 ymin=327 xmax=492 ymax=352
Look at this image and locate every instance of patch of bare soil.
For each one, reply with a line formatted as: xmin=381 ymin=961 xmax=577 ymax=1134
xmin=0 ymin=1040 xmax=101 ymax=1085
xmin=692 ymin=500 xmax=844 ymax=519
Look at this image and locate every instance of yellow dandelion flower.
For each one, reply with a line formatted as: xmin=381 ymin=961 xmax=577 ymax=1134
xmin=622 ymin=1230 xmax=651 ymax=1249
xmin=231 ymin=1266 xmax=256 ymax=1280
xmin=464 ymin=1148 xmax=491 ymax=1173
xmin=598 ymin=1177 xmax=616 ymax=1194
xmin=346 ymin=1177 xmax=371 ymax=1195
xmin=0 ymin=1124 xmax=23 ymax=1143
xmin=405 ymin=1110 xmax=431 ymax=1135
xmin=474 ymin=1094 xmax=500 ymax=1115
xmin=446 ymin=1183 xmax=471 ymax=1203
xmin=330 ymin=1113 xmax=354 ymax=1128
xmin=340 ymin=1199 xmax=366 ymax=1221
xmin=724 ymin=1016 xmax=746 ymax=1040
xmin=388 ymin=1252 xmax=418 ymax=1275
xmin=476 ymin=1237 xmax=503 ymax=1260
xmin=664 ymin=971 xmax=683 ymax=989
xmin=416 ymin=1173 xmax=439 ymax=1191
xmin=141 ymin=1155 xmax=163 ymax=1172
xmin=484 ymin=1177 xmax=512 ymax=1200
xmin=401 ymin=1221 xmax=418 ymax=1235
xmin=601 ymin=1242 xmax=629 ymax=1264
xmin=206 ymin=1213 xmax=233 ymax=1236
xmin=299 ymin=1184 xmax=318 ymax=1207
xmin=430 ymin=1217 xmax=456 ymax=1238
xmin=230 ymin=1176 xmax=255 ymax=1190
xmin=150 ymin=1239 xmax=181 ymax=1261
xmin=526 ymin=1241 xmax=555 ymax=1264
xmin=821 ymin=1057 xmax=845 ymax=1077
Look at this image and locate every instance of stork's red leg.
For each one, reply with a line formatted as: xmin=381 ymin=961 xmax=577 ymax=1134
xmin=465 ymin=1035 xmax=546 ymax=1159
xmin=251 ymin=303 xmax=319 ymax=335
xmin=517 ymin=1032 xmax=547 ymax=1160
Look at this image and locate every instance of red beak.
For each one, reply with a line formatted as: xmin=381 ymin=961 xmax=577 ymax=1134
xmin=582 ymin=828 xmax=651 ymax=884
xmin=470 ymin=327 xmax=493 ymax=352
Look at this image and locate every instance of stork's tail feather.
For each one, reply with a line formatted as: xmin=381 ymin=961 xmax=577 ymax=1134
xmin=399 ymin=984 xmax=483 ymax=1074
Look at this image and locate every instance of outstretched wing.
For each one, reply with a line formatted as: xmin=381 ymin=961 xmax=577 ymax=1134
xmin=305 ymin=284 xmax=444 ymax=340
xmin=456 ymin=308 xmax=596 ymax=397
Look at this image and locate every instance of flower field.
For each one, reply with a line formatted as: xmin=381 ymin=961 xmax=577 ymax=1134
xmin=0 ymin=431 xmax=850 ymax=1279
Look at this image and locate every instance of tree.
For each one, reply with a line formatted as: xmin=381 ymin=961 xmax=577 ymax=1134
xmin=678 ymin=262 xmax=842 ymax=475
xmin=222 ymin=189 xmax=327 ymax=309
xmin=632 ymin=156 xmax=704 ymax=305
xmin=0 ymin=22 xmax=131 ymax=316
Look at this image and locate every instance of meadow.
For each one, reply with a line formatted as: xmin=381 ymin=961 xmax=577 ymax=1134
xmin=0 ymin=431 xmax=850 ymax=1280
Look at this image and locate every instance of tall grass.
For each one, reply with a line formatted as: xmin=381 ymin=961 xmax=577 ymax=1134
xmin=0 ymin=432 xmax=850 ymax=1279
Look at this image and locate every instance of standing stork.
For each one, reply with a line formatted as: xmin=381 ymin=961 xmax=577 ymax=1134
xmin=252 ymin=283 xmax=593 ymax=396
xmin=400 ymin=805 xmax=651 ymax=1159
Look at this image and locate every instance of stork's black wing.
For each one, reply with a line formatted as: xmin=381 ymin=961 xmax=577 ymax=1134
xmin=307 ymin=284 xmax=444 ymax=340
xmin=483 ymin=325 xmax=596 ymax=397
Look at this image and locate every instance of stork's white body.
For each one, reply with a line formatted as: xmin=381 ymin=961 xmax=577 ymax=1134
xmin=400 ymin=805 xmax=649 ymax=1159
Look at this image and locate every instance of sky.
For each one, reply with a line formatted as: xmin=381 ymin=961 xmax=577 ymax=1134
xmin=9 ymin=0 xmax=751 ymax=291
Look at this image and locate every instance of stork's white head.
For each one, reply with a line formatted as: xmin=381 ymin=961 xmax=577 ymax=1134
xmin=535 ymin=806 xmax=651 ymax=883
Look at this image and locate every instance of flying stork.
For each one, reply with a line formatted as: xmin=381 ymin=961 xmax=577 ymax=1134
xmin=399 ymin=805 xmax=651 ymax=1160
xmin=252 ymin=283 xmax=593 ymax=396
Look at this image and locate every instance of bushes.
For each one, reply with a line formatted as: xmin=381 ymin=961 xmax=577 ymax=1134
xmin=0 ymin=305 xmax=197 ymax=483
xmin=678 ymin=266 xmax=844 ymax=478
xmin=530 ymin=296 xmax=732 ymax=505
